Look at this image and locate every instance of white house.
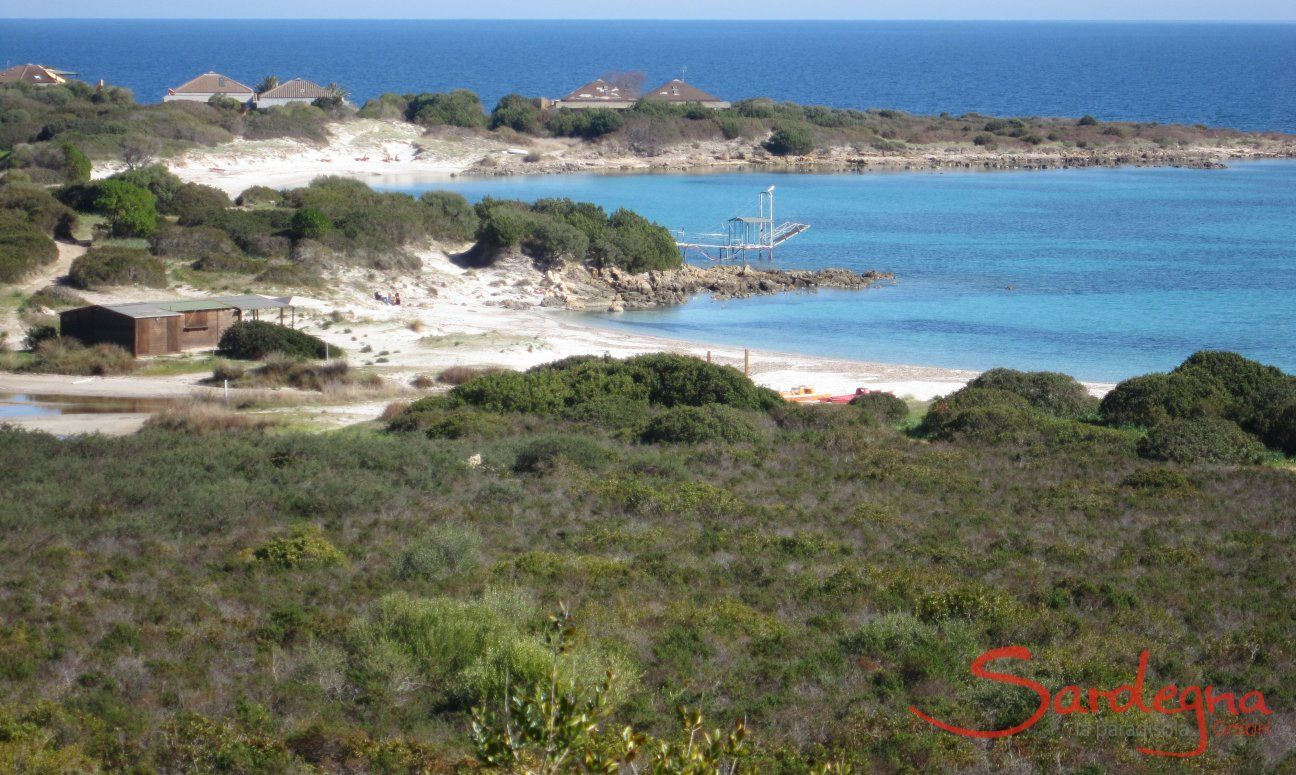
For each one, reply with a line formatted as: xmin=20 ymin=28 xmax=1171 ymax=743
xmin=163 ymin=72 xmax=256 ymax=105
xmin=552 ymin=78 xmax=638 ymax=110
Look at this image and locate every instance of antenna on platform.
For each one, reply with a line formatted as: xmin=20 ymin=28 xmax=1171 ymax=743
xmin=673 ymin=185 xmax=809 ymax=263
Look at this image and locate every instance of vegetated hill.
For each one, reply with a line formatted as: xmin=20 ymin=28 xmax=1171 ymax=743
xmin=0 ymin=80 xmax=350 ymax=184
xmin=44 ymin=169 xmax=679 ymax=286
xmin=363 ymin=88 xmax=1294 ymax=158
xmin=0 ymin=353 xmax=1292 ymax=772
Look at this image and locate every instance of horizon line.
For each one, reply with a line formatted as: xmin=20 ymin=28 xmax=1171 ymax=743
xmin=3 ymin=17 xmax=1296 ymax=23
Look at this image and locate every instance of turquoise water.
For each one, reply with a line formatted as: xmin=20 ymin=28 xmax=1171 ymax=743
xmin=393 ymin=162 xmax=1296 ymax=382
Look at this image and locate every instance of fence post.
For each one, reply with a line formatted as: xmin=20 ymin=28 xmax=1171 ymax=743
xmin=744 ymin=349 xmax=750 ymax=377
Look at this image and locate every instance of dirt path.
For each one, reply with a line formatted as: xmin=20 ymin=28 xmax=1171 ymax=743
xmin=21 ymin=241 xmax=85 ymax=294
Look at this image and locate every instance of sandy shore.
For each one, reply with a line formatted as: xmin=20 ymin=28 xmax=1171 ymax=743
xmin=1 ymin=245 xmax=1115 ymax=436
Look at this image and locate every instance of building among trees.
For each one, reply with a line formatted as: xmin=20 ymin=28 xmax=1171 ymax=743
xmin=163 ymin=72 xmax=256 ymax=105
xmin=0 ymin=64 xmax=74 ymax=86
xmin=60 ymin=295 xmax=295 ymax=357
xmin=257 ymin=77 xmax=335 ymax=107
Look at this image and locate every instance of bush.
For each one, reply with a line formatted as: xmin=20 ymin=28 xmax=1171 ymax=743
xmin=562 ymin=396 xmax=651 ymax=431
xmin=937 ymin=403 xmax=1054 ymax=444
xmin=291 ymin=207 xmax=331 ymax=240
xmin=1137 ymin=417 xmax=1266 ymax=465
xmin=0 ymin=181 xmax=77 ymax=235
xmin=920 ymin=387 xmax=1032 ymax=438
xmin=245 ymin=527 xmax=346 ymax=569
xmin=236 ymin=185 xmax=283 ymax=207
xmin=25 ymin=339 xmax=136 ymax=375
xmin=968 ymin=368 xmax=1098 ymax=418
xmin=144 ymin=403 xmax=277 ymax=434
xmin=849 ymin=391 xmax=910 ymax=425
xmin=1264 ymin=401 xmax=1296 ymax=456
xmin=59 ymin=142 xmax=91 ymax=183
xmin=1099 ymin=371 xmax=1229 ymax=428
xmin=22 ymin=284 xmax=84 ymax=311
xmin=92 ymin=179 xmax=158 ymax=237
xmin=396 ymin=525 xmax=483 ymax=581
xmin=150 ymin=224 xmax=241 ymax=261
xmin=422 ymin=409 xmax=509 ymax=440
xmin=513 ymin=434 xmax=611 ymax=474
xmin=437 ymin=365 xmax=503 ymax=385
xmin=0 ymin=215 xmax=57 ymax=282
xmin=1120 ymin=468 xmax=1198 ymax=492
xmin=406 ymin=90 xmax=487 ymax=128
xmin=419 ymin=191 xmax=478 ymax=242
xmin=764 ymin=125 xmax=814 ymax=156
xmin=217 ymin=321 xmax=330 ymax=360
xmin=489 ymin=94 xmax=542 ymax=134
xmin=641 ymin=404 xmax=763 ymax=444
xmin=167 ymin=182 xmax=231 ymax=226
xmin=1172 ymin=350 xmax=1296 ymax=440
xmin=67 ymin=246 xmax=167 ymax=290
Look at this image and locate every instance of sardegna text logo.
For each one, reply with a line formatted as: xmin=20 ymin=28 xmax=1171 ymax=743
xmin=908 ymin=646 xmax=1273 ymax=757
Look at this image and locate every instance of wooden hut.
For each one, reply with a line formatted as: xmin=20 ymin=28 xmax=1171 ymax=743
xmin=59 ymin=295 xmax=294 ymax=357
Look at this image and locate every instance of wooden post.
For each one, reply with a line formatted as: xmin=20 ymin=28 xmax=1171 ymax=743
xmin=744 ymin=349 xmax=750 ymax=377
xmin=706 ymin=350 xmax=712 ymax=363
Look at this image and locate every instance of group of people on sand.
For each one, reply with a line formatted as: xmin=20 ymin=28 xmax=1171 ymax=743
xmin=374 ymin=291 xmax=402 ymax=306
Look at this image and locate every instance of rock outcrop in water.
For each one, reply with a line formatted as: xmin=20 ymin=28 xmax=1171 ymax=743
xmin=536 ymin=262 xmax=895 ymax=311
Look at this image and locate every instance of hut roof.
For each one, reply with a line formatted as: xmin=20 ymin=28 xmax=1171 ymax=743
xmin=168 ymin=72 xmax=255 ymax=96
xmin=560 ymin=78 xmax=633 ymax=102
xmin=644 ymin=78 xmax=724 ymax=103
xmin=259 ymin=78 xmax=332 ymax=99
xmin=89 ymin=295 xmax=291 ymax=318
xmin=0 ymin=64 xmax=71 ymax=86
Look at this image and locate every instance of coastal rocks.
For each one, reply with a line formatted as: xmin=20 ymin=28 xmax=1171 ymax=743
xmin=541 ymin=263 xmax=895 ymax=310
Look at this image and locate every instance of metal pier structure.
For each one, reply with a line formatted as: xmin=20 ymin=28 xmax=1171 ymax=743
xmin=673 ymin=186 xmax=810 ymax=262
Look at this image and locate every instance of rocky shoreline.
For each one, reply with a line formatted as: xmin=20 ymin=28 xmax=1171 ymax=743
xmin=470 ymin=139 xmax=1296 ymax=178
xmin=532 ymin=262 xmax=895 ymax=311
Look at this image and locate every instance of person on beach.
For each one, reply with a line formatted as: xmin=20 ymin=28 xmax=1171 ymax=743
xmin=394 ymin=293 xmax=401 ymax=306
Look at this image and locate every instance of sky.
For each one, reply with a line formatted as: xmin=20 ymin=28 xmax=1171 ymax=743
xmin=3 ymin=1 xmax=1294 ymax=21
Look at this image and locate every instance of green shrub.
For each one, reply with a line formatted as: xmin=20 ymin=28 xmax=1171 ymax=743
xmin=1172 ymin=350 xmax=1296 ymax=440
xmin=21 ymin=284 xmax=84 ymax=312
xmin=291 ymin=207 xmax=331 ymax=240
xmin=545 ymin=108 xmax=624 ymax=139
xmin=406 ymin=90 xmax=488 ymax=128
xmin=1120 ymin=468 xmax=1198 ymax=492
xmin=236 ymin=185 xmax=283 ymax=207
xmin=423 ymin=409 xmax=510 ymax=440
xmin=419 ymin=191 xmax=478 ymax=242
xmin=968 ymin=367 xmax=1098 ymax=418
xmin=849 ymin=391 xmax=910 ymax=424
xmin=0 ymin=181 xmax=77 ymax=235
xmin=919 ymin=387 xmax=1032 ymax=438
xmin=938 ymin=403 xmax=1055 ymax=444
xmin=513 ymin=434 xmax=611 ymax=473
xmin=67 ymin=246 xmax=167 ymax=290
xmin=1098 ymin=371 xmax=1228 ymax=428
xmin=217 ymin=320 xmax=329 ymax=360
xmin=167 ymin=182 xmax=231 ymax=226
xmin=0 ymin=215 xmax=57 ymax=282
xmin=627 ymin=353 xmax=780 ymax=410
xmin=92 ymin=179 xmax=158 ymax=237
xmin=1138 ymin=417 xmax=1266 ymax=465
xmin=1265 ymin=401 xmax=1296 ymax=456
xmin=244 ymin=103 xmax=329 ymax=142
xmin=151 ymin=224 xmax=241 ymax=261
xmin=562 ymin=396 xmax=651 ymax=431
xmin=764 ymin=125 xmax=814 ymax=156
xmin=59 ymin=142 xmax=91 ymax=183
xmin=245 ymin=526 xmax=345 ymax=569
xmin=396 ymin=525 xmax=483 ymax=581
xmin=489 ymin=94 xmax=543 ymax=134
xmin=641 ymin=404 xmax=763 ymax=444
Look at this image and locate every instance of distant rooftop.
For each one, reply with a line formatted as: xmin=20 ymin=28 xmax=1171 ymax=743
xmin=168 ymin=71 xmax=255 ymax=96
xmin=644 ymin=78 xmax=725 ymax=103
xmin=0 ymin=64 xmax=73 ymax=86
xmin=259 ymin=77 xmax=332 ymax=99
xmin=97 ymin=295 xmax=292 ymax=318
xmin=560 ymin=78 xmax=634 ymax=102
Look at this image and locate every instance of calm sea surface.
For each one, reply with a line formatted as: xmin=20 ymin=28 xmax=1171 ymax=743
xmin=392 ymin=162 xmax=1296 ymax=382
xmin=1 ymin=20 xmax=1294 ymax=130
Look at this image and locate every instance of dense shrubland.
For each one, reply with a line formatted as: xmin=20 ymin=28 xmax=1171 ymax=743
xmin=360 ymin=88 xmax=1279 ymax=157
xmin=0 ymin=349 xmax=1293 ymax=771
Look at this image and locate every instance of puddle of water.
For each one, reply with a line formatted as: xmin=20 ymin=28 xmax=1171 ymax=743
xmin=0 ymin=393 xmax=177 ymax=419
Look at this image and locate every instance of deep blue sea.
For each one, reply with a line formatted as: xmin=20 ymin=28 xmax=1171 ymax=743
xmin=1 ymin=20 xmax=1295 ymax=131
xmin=391 ymin=162 xmax=1296 ymax=382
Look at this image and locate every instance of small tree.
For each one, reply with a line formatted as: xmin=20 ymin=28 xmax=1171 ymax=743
xmin=290 ymin=207 xmax=331 ymax=240
xmin=764 ymin=125 xmax=814 ymax=156
xmin=59 ymin=143 xmax=91 ymax=184
xmin=119 ymin=134 xmax=159 ymax=170
xmin=93 ymin=179 xmax=158 ymax=237
xmin=255 ymin=75 xmax=279 ymax=94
